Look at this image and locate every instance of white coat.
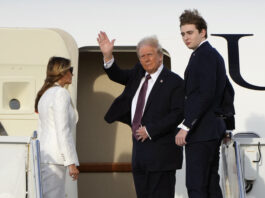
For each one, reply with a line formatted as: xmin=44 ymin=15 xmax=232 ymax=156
xmin=37 ymin=85 xmax=79 ymax=166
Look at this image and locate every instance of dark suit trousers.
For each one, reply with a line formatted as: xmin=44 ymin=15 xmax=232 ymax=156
xmin=185 ymin=140 xmax=223 ymax=198
xmin=132 ymin=169 xmax=176 ymax=198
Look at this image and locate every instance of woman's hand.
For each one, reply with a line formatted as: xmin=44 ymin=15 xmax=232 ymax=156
xmin=68 ymin=164 xmax=79 ymax=180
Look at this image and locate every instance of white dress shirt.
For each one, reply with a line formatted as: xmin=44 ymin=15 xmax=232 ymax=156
xmin=131 ymin=65 xmax=163 ymax=122
xmin=104 ymin=58 xmax=163 ymax=138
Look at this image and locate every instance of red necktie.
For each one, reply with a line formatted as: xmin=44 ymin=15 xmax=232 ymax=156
xmin=132 ymin=74 xmax=151 ymax=139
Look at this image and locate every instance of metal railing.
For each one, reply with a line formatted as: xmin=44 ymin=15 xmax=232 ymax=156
xmin=234 ymin=141 xmax=246 ymax=198
xmin=221 ymin=139 xmax=246 ymax=198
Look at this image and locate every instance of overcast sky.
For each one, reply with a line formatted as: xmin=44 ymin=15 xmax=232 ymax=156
xmin=0 ymin=0 xmax=264 ymax=45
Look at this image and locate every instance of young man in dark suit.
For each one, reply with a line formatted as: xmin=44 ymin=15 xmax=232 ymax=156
xmin=175 ymin=10 xmax=227 ymax=198
xmin=97 ymin=31 xmax=184 ymax=198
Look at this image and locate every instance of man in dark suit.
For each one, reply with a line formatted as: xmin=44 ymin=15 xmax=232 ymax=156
xmin=97 ymin=31 xmax=184 ymax=198
xmin=175 ymin=10 xmax=227 ymax=198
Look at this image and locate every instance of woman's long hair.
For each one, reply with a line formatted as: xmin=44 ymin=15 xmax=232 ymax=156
xmin=35 ymin=56 xmax=71 ymax=113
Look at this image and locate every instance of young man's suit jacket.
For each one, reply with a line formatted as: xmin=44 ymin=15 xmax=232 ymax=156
xmin=183 ymin=41 xmax=227 ymax=143
xmin=104 ymin=62 xmax=184 ymax=171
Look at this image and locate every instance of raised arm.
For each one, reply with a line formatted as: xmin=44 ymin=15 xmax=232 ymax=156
xmin=97 ymin=31 xmax=115 ymax=62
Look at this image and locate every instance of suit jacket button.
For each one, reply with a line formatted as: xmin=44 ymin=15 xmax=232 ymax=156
xmin=185 ymin=96 xmax=188 ymax=100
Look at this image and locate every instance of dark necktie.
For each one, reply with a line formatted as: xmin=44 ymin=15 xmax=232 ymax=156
xmin=132 ymin=74 xmax=151 ymax=139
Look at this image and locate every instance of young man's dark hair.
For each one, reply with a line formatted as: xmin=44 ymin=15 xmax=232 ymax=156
xmin=179 ymin=9 xmax=208 ymax=38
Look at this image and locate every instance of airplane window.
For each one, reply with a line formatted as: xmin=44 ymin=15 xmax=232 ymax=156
xmin=9 ymin=98 xmax=20 ymax=110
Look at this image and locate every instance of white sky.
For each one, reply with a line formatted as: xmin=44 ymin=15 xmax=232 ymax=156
xmin=1 ymin=0 xmax=264 ymax=45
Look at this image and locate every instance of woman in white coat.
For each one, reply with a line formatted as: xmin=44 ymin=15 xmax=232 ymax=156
xmin=35 ymin=56 xmax=79 ymax=198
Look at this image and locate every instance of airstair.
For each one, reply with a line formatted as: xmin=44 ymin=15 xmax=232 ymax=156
xmin=221 ymin=132 xmax=265 ymax=198
xmin=0 ymin=132 xmax=42 ymax=198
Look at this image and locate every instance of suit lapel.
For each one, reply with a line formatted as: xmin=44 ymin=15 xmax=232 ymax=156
xmin=143 ymin=67 xmax=168 ymax=114
xmin=185 ymin=50 xmax=197 ymax=79
xmin=184 ymin=53 xmax=194 ymax=89
xmin=130 ymin=63 xmax=146 ymax=98
xmin=184 ymin=42 xmax=209 ymax=87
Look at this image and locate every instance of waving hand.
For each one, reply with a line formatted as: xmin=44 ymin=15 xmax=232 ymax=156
xmin=97 ymin=31 xmax=115 ymax=62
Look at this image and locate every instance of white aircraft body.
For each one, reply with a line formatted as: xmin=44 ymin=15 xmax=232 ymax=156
xmin=0 ymin=0 xmax=265 ymax=198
